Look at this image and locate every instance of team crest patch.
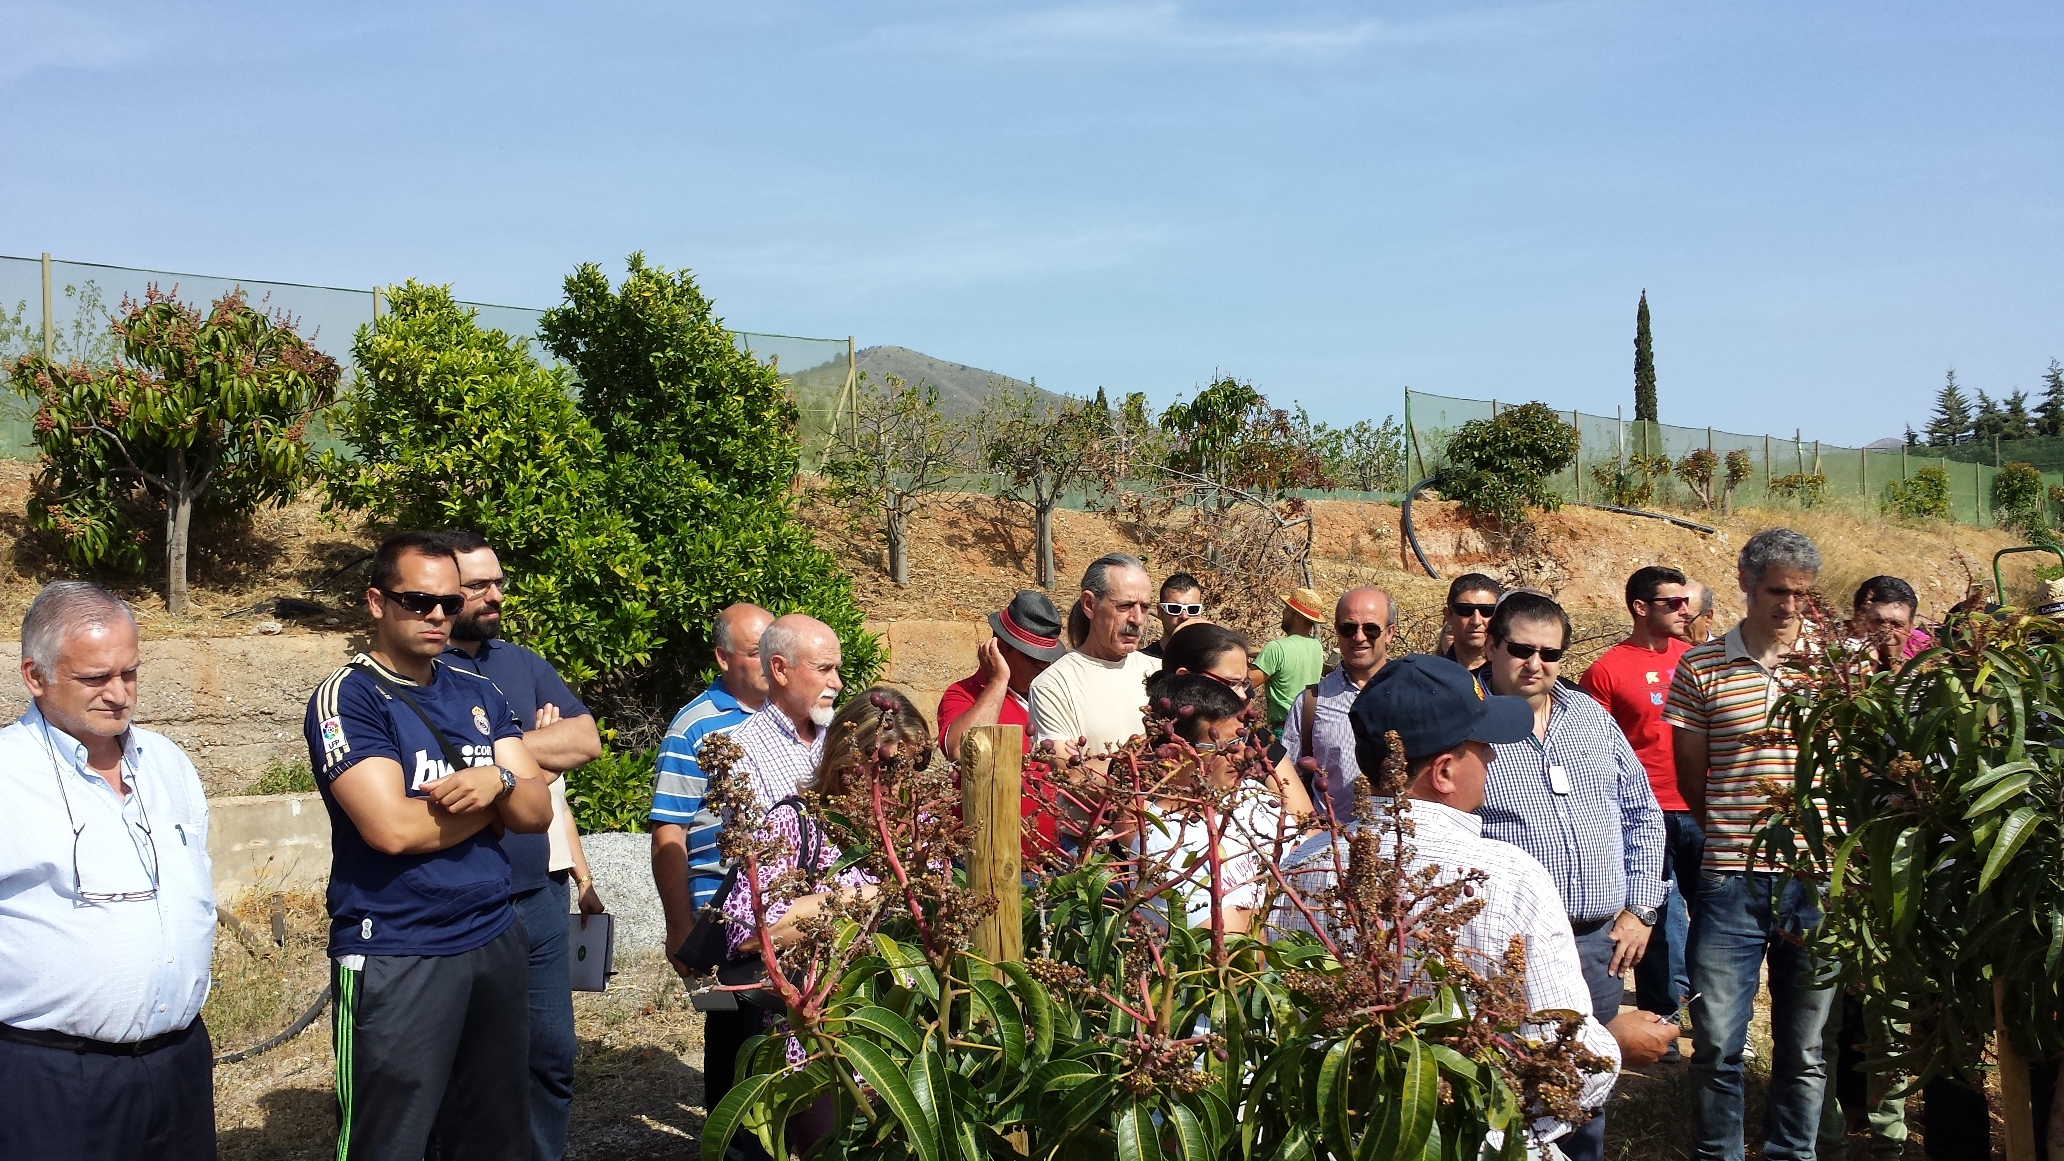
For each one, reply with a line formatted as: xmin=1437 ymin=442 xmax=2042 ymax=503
xmin=472 ymin=706 xmax=491 ymax=736
xmin=320 ymin=716 xmax=348 ymax=761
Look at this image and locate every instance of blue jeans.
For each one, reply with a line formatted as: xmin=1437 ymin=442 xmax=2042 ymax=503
xmin=1637 ymin=811 xmax=1706 ymax=1016
xmin=1688 ymin=870 xmax=1838 ymax=1161
xmin=516 ymin=878 xmax=576 ymax=1161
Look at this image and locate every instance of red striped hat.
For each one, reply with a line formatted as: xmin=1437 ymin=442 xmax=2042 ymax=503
xmin=989 ymin=591 xmax=1067 ymax=662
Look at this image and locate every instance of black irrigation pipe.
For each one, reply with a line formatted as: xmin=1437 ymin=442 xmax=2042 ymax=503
xmin=1401 ymin=478 xmax=1441 ymax=579
xmin=214 ymin=986 xmax=330 ymax=1066
xmin=1567 ymin=501 xmax=1719 ymax=535
xmin=1400 ymin=481 xmax=1717 ymax=582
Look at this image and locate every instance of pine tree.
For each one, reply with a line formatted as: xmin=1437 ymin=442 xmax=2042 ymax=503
xmin=2002 ymin=389 xmax=2035 ymax=441
xmin=1905 ymin=425 xmax=1920 ymax=447
xmin=1973 ymin=390 xmax=2004 ymax=444
xmin=2038 ymin=359 xmax=2064 ymax=438
xmin=1633 ymin=290 xmax=1657 ymax=422
xmin=1926 ymin=370 xmax=1974 ymax=446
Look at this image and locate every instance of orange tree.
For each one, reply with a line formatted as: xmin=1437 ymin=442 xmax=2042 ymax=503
xmin=5 ymin=286 xmax=340 ymax=614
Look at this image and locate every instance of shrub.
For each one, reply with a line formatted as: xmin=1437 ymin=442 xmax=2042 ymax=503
xmin=1992 ymin=461 xmax=2046 ymax=532
xmin=1676 ymin=447 xmax=1719 ymax=508
xmin=1722 ymin=448 xmax=1754 ymax=512
xmin=241 ymin=759 xmax=315 ymax=796
xmin=1437 ymin=401 xmax=1578 ymax=527
xmin=326 ymin=270 xmax=881 ymax=723
xmin=1770 ymin=472 xmax=1828 ymax=508
xmin=7 ymin=286 xmax=341 ymax=613
xmin=1884 ymin=464 xmax=1952 ymax=520
xmin=565 ymin=743 xmax=655 ymax=834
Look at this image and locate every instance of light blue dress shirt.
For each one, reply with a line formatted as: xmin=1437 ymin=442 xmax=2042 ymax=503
xmin=0 ymin=705 xmax=215 ymax=1042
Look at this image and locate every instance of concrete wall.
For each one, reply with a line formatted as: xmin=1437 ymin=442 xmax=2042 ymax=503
xmin=0 ymin=633 xmax=357 ymax=796
xmin=208 ymin=792 xmax=332 ymax=902
xmin=863 ymin=618 xmax=991 ymax=726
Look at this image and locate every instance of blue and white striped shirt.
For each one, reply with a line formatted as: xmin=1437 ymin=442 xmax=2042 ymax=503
xmin=650 ymin=680 xmax=749 ymax=908
xmin=0 ymin=706 xmax=215 ymax=1042
xmin=1481 ymin=683 xmax=1666 ymax=922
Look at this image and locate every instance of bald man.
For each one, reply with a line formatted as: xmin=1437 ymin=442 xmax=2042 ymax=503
xmin=1278 ymin=586 xmax=1398 ymax=822
xmin=652 ymin=603 xmax=773 ymax=980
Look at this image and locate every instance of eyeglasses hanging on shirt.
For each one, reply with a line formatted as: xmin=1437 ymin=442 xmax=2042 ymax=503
xmin=41 ymin=721 xmax=160 ymax=903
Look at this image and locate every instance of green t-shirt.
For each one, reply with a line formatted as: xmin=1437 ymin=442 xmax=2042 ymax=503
xmin=1254 ymin=634 xmax=1324 ymax=725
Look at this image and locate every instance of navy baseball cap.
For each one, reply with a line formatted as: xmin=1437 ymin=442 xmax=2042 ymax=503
xmin=1349 ymin=654 xmax=1533 ymax=776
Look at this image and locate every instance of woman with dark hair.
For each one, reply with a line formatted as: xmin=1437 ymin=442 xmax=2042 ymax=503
xmin=1148 ymin=623 xmax=1316 ymax=821
xmin=1148 ymin=622 xmax=1254 ymax=699
xmin=1135 ymin=673 xmax=1284 ymax=935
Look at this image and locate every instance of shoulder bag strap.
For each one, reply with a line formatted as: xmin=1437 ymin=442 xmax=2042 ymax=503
xmin=353 ymin=661 xmax=480 ymax=775
xmin=1300 ymin=682 xmax=1321 ymax=762
xmin=769 ymin=795 xmax=826 ymax=890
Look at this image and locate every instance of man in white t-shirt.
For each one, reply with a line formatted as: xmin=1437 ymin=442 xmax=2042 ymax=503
xmin=1030 ymin=552 xmax=1161 ymax=758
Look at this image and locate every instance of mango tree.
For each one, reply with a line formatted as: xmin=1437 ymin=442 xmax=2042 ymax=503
xmin=1766 ymin=604 xmax=2064 ymax=1160
xmin=5 ymin=285 xmax=340 ymax=614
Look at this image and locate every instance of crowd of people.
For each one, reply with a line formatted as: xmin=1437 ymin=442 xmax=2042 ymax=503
xmin=0 ymin=521 xmax=1988 ymax=1161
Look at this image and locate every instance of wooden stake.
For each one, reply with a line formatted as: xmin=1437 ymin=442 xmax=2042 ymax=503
xmin=1998 ymin=975 xmax=2037 ymax=1161
xmin=962 ymin=725 xmax=1024 ymax=976
xmin=40 ymin=253 xmax=52 ymax=359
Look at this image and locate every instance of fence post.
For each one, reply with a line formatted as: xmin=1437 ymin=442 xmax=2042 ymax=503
xmin=962 ymin=724 xmax=1024 ymax=976
xmin=1572 ymin=409 xmax=1582 ymax=502
xmin=1707 ymin=426 xmax=1714 ymax=453
xmin=1996 ymin=435 xmax=2002 ymax=469
xmin=1902 ymin=443 xmax=1908 ymax=480
xmin=1618 ymin=406 xmax=1625 ymax=460
xmin=40 ymin=252 xmax=53 ymax=359
xmin=1404 ymin=389 xmax=1419 ymax=483
xmin=370 ymin=285 xmax=383 ymax=329
xmin=1978 ymin=460 xmax=1985 ymax=525
xmin=1796 ymin=429 xmax=1804 ymax=475
xmin=1764 ymin=434 xmax=1772 ymax=495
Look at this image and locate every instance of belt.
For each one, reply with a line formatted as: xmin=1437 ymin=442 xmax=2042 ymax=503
xmin=0 ymin=1019 xmax=194 ymax=1056
xmin=1568 ymin=915 xmax=1614 ymax=936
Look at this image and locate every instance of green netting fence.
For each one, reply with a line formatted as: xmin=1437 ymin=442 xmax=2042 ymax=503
xmin=0 ymin=253 xmax=854 ymax=462
xmin=1403 ymin=388 xmax=2050 ymax=528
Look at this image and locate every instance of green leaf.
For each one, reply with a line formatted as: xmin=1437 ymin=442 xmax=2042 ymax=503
xmin=998 ymin=960 xmax=1057 ymax=1062
xmin=1979 ymin=807 xmax=2042 ymax=892
xmin=1167 ymin=1101 xmax=1212 ymax=1161
xmin=908 ymin=1048 xmax=951 ymax=1138
xmin=701 ymin=1069 xmax=780 ymax=1161
xmin=1115 ymin=1099 xmax=1166 ymax=1161
xmin=1316 ymin=1035 xmax=1357 ymax=1161
xmin=971 ymin=978 xmax=1027 ymax=1081
xmin=1376 ymin=1039 xmax=1437 ymax=1161
xmin=843 ymin=1005 xmax=921 ymax=1055
xmin=1965 ymin=772 xmax=2036 ymax=819
xmin=838 ymin=1038 xmax=941 ymax=1161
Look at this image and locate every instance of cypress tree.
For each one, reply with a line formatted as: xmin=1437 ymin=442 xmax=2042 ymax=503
xmin=1925 ymin=370 xmax=1974 ymax=446
xmin=1633 ymin=290 xmax=1657 ymax=422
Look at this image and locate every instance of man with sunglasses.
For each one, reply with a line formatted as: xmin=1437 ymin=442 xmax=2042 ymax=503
xmin=1440 ymin=574 xmax=1502 ymax=693
xmin=0 ymin=583 xmax=216 ymax=1159
xmin=1580 ymin=566 xmax=1701 ymax=1053
xmin=441 ymin=530 xmax=605 ymax=1161
xmin=1276 ymin=586 xmax=1397 ymax=823
xmin=305 ymin=531 xmax=555 ymax=1161
xmin=1480 ymin=591 xmax=1670 ymax=1161
xmin=1142 ymin=572 xmax=1207 ymax=661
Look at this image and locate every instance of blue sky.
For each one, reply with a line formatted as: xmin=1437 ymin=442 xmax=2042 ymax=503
xmin=3 ymin=1 xmax=2058 ymax=444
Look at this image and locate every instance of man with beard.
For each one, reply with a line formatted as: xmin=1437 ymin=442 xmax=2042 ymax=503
xmin=731 ymin=614 xmax=845 ymax=809
xmin=441 ymin=531 xmax=604 ymax=1161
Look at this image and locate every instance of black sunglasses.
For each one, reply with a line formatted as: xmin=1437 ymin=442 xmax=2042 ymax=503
xmin=1336 ymin=621 xmax=1388 ymax=639
xmin=380 ymin=589 xmax=465 ymax=617
xmin=1501 ymin=641 xmax=1565 ymax=663
xmin=1450 ymin=602 xmax=1497 ymax=619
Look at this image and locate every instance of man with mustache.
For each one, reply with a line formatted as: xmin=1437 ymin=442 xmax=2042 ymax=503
xmin=729 ymin=614 xmax=845 ymax=809
xmin=1029 ymin=552 xmax=1161 ymax=759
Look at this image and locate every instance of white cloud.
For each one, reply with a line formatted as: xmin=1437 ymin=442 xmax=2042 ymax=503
xmin=861 ymin=1 xmax=1563 ymax=61
xmin=0 ymin=2 xmax=153 ymax=85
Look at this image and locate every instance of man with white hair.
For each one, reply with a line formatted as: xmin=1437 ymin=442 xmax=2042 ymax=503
xmin=730 ymin=613 xmax=844 ymax=809
xmin=0 ymin=582 xmax=216 ymax=1159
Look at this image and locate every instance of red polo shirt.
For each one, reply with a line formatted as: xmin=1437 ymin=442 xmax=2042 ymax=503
xmin=938 ymin=672 xmax=1058 ymax=854
xmin=1579 ymin=637 xmax=1692 ymax=812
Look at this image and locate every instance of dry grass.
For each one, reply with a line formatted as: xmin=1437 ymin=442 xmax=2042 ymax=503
xmin=209 ymin=896 xmax=709 ymax=1161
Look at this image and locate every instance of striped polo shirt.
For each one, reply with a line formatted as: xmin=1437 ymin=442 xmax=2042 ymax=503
xmin=1662 ymin=625 xmax=1816 ymax=872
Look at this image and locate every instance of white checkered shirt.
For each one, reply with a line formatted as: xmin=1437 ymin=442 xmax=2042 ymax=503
xmin=1269 ymin=798 xmax=1621 ymax=1137
xmin=727 ymin=703 xmax=826 ymax=809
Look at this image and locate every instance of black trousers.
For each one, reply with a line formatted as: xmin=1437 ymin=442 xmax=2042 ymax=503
xmin=0 ymin=1018 xmax=215 ymax=1160
xmin=704 ymin=1006 xmax=774 ymax=1161
xmin=332 ymin=921 xmax=532 ymax=1161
